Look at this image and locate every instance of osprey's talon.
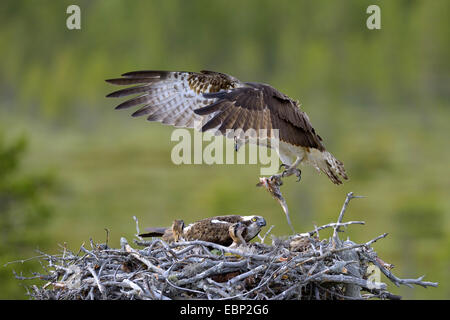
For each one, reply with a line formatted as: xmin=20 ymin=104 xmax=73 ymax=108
xmin=280 ymin=165 xmax=301 ymax=181
xmin=279 ymin=163 xmax=287 ymax=170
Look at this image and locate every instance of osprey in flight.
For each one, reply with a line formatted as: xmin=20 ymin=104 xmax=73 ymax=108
xmin=106 ymin=70 xmax=348 ymax=185
xmin=139 ymin=215 xmax=267 ymax=246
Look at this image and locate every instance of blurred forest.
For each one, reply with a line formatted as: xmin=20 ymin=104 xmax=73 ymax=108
xmin=0 ymin=0 xmax=448 ymax=299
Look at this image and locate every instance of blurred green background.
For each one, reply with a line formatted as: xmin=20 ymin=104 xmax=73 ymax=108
xmin=0 ymin=0 xmax=448 ymax=299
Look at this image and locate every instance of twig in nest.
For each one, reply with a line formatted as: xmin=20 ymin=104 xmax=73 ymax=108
xmin=332 ymin=192 xmax=365 ymax=246
xmin=257 ymin=225 xmax=275 ymax=243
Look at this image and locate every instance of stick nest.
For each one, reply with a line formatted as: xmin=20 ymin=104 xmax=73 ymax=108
xmin=13 ymin=193 xmax=437 ymax=300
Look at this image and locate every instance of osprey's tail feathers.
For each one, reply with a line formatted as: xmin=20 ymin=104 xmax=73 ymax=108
xmin=306 ymin=149 xmax=348 ymax=185
xmin=139 ymin=227 xmax=167 ymax=238
xmin=321 ymin=151 xmax=348 ymax=185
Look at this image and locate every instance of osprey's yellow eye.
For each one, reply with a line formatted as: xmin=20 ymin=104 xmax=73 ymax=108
xmin=252 ymin=218 xmax=257 ymax=222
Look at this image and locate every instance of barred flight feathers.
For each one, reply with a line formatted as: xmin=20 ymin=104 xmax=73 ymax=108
xmin=106 ymin=69 xmax=348 ymax=184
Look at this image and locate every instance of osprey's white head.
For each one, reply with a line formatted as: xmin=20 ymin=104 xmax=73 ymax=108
xmin=242 ymin=215 xmax=266 ymax=239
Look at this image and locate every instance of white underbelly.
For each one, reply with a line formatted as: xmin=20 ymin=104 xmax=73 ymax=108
xmin=276 ymin=141 xmax=308 ymax=166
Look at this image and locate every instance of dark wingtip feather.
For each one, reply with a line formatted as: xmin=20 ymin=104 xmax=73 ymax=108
xmin=121 ymin=70 xmax=165 ymax=78
xmin=106 ymin=84 xmax=152 ymax=98
xmin=201 ymin=116 xmax=223 ymax=132
xmin=105 ymin=78 xmax=121 ymax=84
xmin=193 ymin=108 xmax=205 ymax=115
xmin=139 ymin=232 xmax=163 ymax=238
xmin=106 ymin=91 xmax=119 ymax=98
xmin=194 ymin=106 xmax=213 ymax=116
xmin=139 ymin=227 xmax=166 ymax=238
xmin=131 ymin=106 xmax=152 ymax=117
xmin=114 ymin=103 xmax=137 ymax=110
xmin=105 ymin=77 xmax=156 ymax=85
xmin=112 ymin=94 xmax=150 ymax=110
xmin=194 ymin=100 xmax=228 ymax=116
xmin=203 ymin=91 xmax=226 ymax=99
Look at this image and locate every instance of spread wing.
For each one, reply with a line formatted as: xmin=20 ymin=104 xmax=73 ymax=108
xmin=194 ymin=82 xmax=326 ymax=150
xmin=194 ymin=83 xmax=349 ymax=184
xmin=106 ymin=70 xmax=242 ymax=129
xmin=106 ymin=70 xmax=323 ymax=149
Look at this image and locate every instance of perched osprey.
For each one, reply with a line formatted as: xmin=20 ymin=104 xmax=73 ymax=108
xmin=139 ymin=215 xmax=267 ymax=246
xmin=106 ymin=70 xmax=348 ymax=185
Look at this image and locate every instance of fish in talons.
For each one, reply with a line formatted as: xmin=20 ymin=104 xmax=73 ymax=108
xmin=257 ymin=175 xmax=295 ymax=234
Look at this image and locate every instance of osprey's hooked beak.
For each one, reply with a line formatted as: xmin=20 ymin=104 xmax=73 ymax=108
xmin=257 ymin=218 xmax=267 ymax=228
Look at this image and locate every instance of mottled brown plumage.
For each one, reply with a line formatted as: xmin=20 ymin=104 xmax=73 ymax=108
xmin=198 ymin=83 xmax=325 ymax=150
xmin=171 ymin=219 xmax=185 ymax=242
xmin=290 ymin=235 xmax=312 ymax=252
xmin=106 ymin=70 xmax=348 ymax=184
xmin=139 ymin=215 xmax=266 ymax=246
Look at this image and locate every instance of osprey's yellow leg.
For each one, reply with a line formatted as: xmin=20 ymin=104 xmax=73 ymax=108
xmin=275 ymin=156 xmax=303 ymax=182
